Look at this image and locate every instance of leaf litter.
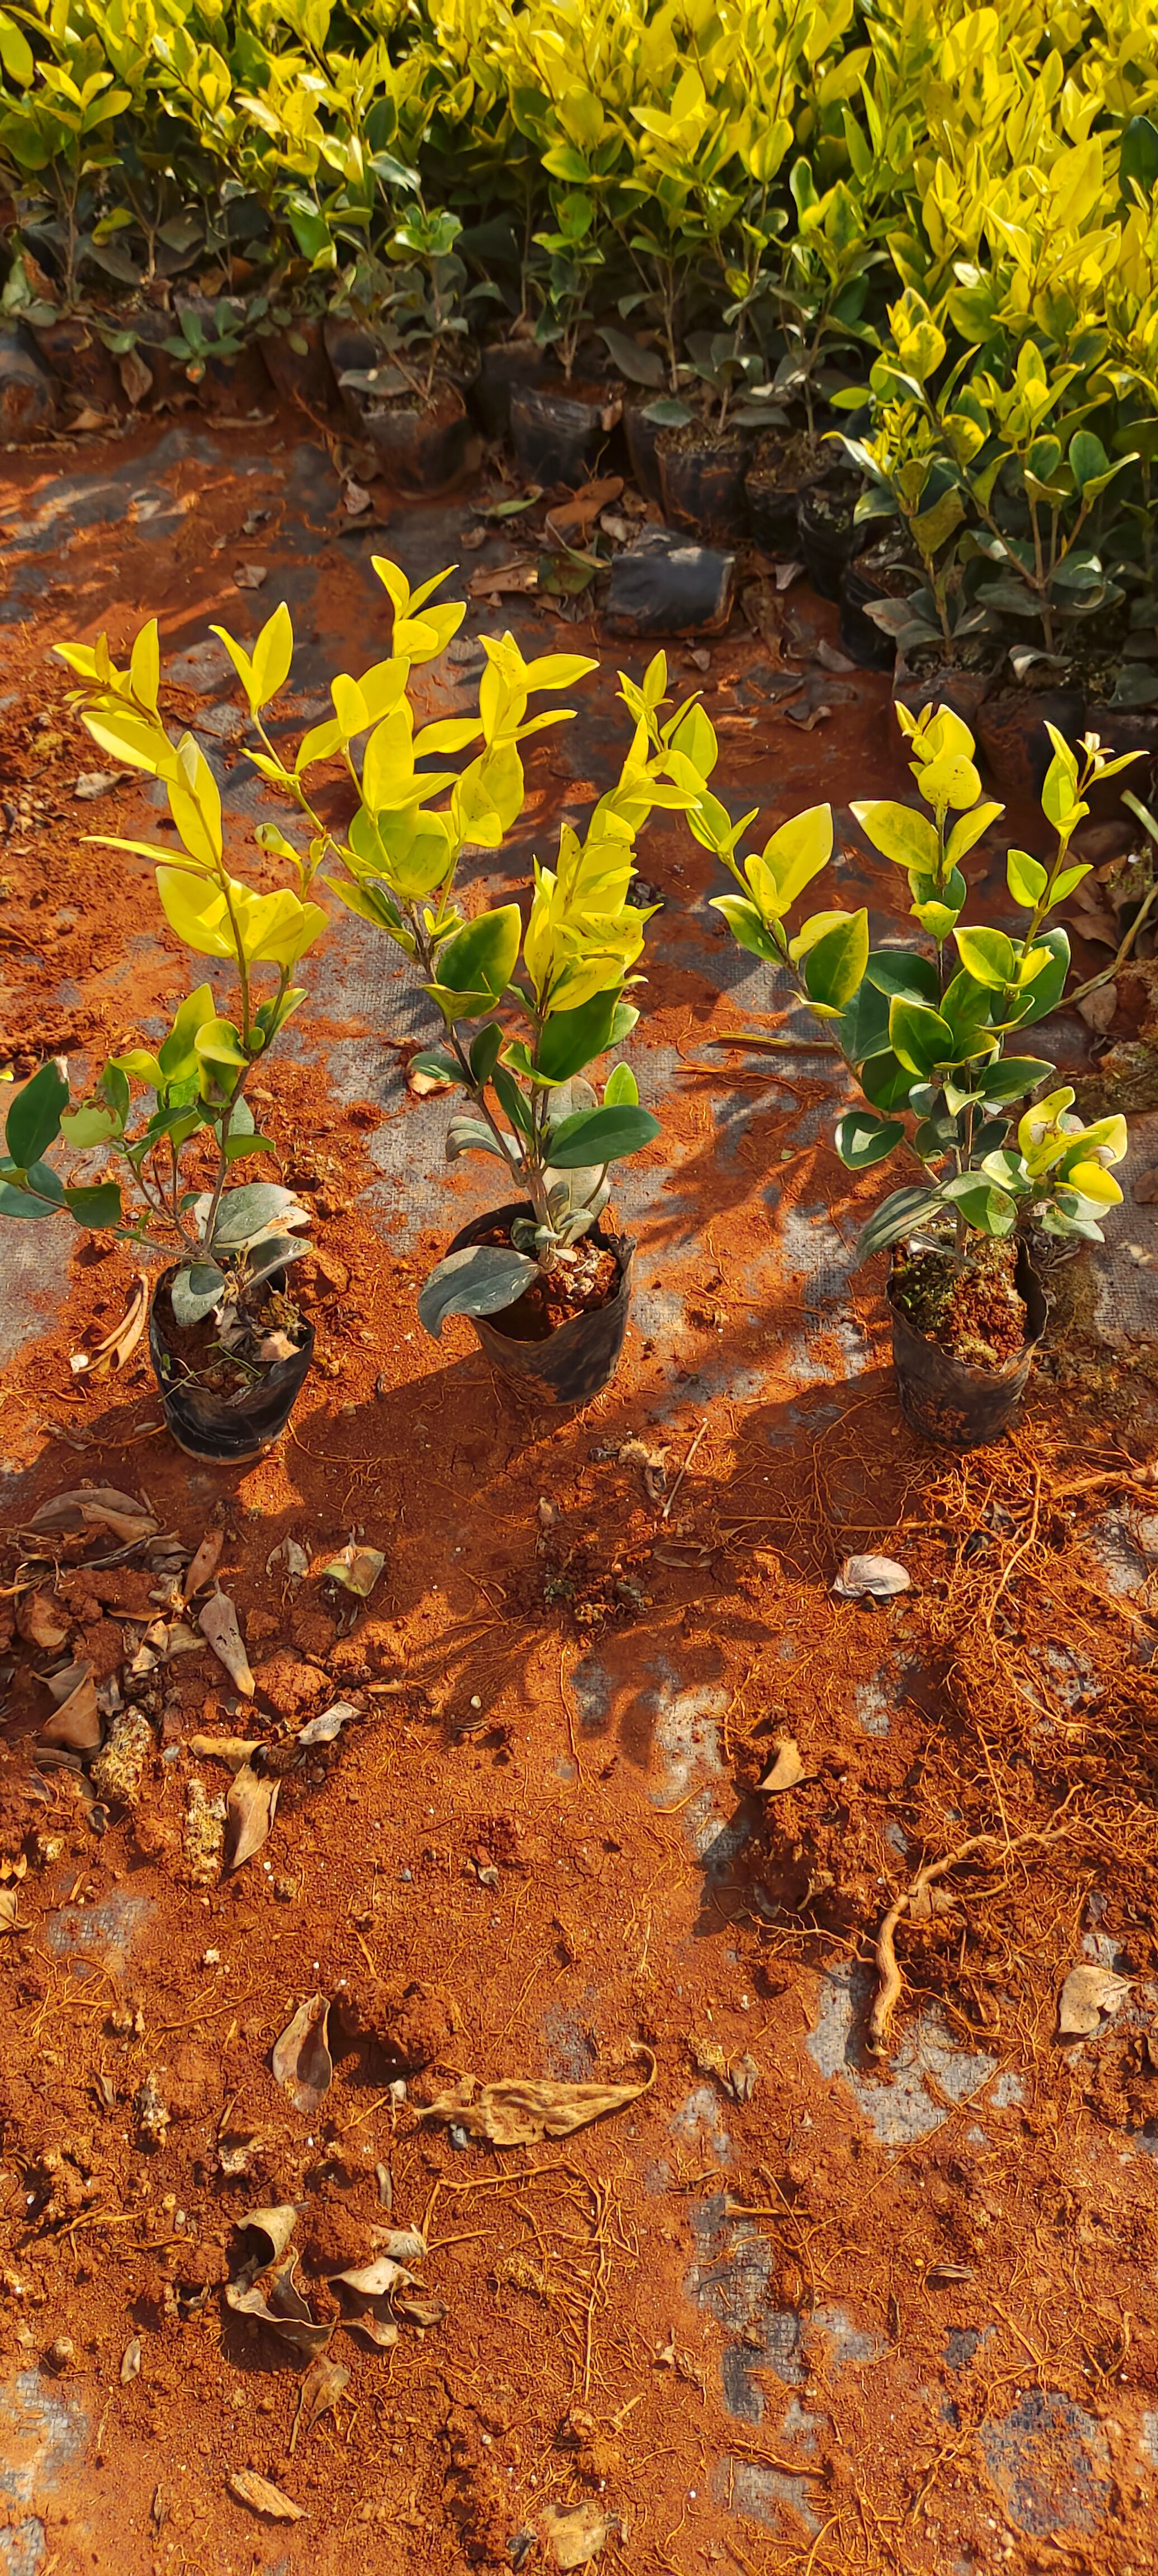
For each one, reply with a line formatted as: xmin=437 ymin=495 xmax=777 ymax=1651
xmin=419 ymin=2051 xmax=656 ymax=2147
xmin=272 ymin=1993 xmax=333 ymax=2114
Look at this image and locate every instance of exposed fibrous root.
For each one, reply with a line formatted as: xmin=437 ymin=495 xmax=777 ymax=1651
xmin=867 ymin=1817 xmax=1073 ymax=2058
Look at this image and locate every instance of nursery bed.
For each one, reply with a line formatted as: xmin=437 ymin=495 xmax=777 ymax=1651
xmin=2 ymin=416 xmax=1158 ymax=2576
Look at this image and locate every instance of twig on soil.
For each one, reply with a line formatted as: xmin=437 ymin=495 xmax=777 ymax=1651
xmin=661 ymin=1417 xmax=709 ymax=1522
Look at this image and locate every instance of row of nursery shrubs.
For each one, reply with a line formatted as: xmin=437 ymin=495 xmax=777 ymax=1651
xmin=0 ymin=574 xmax=1136 ymax=1457
xmin=4 ymin=3 xmax=1158 ymax=709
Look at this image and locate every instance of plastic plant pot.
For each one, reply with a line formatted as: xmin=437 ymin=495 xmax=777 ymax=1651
xmin=887 ymin=1239 xmax=1046 ymax=1450
xmin=440 ymin=1201 xmax=635 ymax=1406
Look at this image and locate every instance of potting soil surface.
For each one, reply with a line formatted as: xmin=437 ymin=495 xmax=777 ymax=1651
xmin=2 ymin=415 xmax=1158 ymax=2576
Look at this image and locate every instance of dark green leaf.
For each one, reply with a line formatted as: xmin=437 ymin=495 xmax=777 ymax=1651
xmin=1006 ymin=926 xmax=1070 ymax=1027
xmin=6 ymin=1059 xmax=68 ymax=1167
xmin=864 ymin=950 xmax=939 ymax=1005
xmin=834 ymin=1111 xmax=906 ymax=1169
xmin=537 ymin=988 xmax=625 ymax=1083
xmin=470 ymin=1022 xmax=504 ymax=1086
xmin=861 ymin=1050 xmax=915 ymax=1112
xmin=855 ymin=1186 xmax=944 ymax=1266
xmin=1121 ymin=113 xmax=1158 ymax=197
xmin=64 ymin=1183 xmax=123 ymax=1228
xmin=977 ymin=1054 xmax=1055 ymax=1101
xmin=546 ymin=1104 xmax=660 ymax=1168
xmin=418 ymin=1244 xmax=539 ymax=1339
xmin=492 ymin=1066 xmax=535 ymax=1139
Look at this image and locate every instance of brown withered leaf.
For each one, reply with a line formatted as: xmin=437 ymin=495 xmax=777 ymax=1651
xmin=1058 ymin=1962 xmax=1131 ymax=2038
xmin=41 ymin=1670 xmax=101 ymax=1751
xmin=241 ymin=2205 xmax=300 ymax=2265
xmin=29 ymin=1485 xmax=157 ymax=1545
xmin=224 ymin=1765 xmax=279 ymax=1872
xmin=392 ymin=2289 xmax=445 ymax=2328
xmin=70 ymin=1273 xmax=149 ymax=1379
xmin=1133 ymin=1164 xmax=1158 ymax=1204
xmin=225 ymin=2267 xmax=332 ymax=2361
xmin=226 ymin=2469 xmax=305 ymax=2522
xmin=344 ymin=2312 xmax=400 ymax=2350
xmin=184 ymin=1531 xmax=224 ymax=1598
xmin=334 ymin=2256 xmax=411 ymax=2297
xmin=289 ymin=2356 xmax=349 ymax=2453
xmin=832 ymin=1553 xmax=910 ymax=1602
xmin=758 ymin=1736 xmax=806 ymax=1794
xmin=322 ymin=1543 xmax=384 ymax=1599
xmin=540 ymin=2501 xmax=614 ymax=2569
xmin=419 ymin=2049 xmax=655 ymax=2147
xmin=16 ymin=1592 xmax=70 ymax=1652
xmin=0 ymin=1888 xmax=21 ymax=1933
xmin=272 ymin=1993 xmax=333 ymax=2115
xmin=198 ymin=1589 xmax=255 ymax=1694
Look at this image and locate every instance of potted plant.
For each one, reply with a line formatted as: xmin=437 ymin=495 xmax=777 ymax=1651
xmin=833 ymin=392 xmax=995 ymax=683
xmin=0 ymin=609 xmax=329 ymax=1461
xmin=290 ymin=584 xmax=709 ymax=1400
xmin=405 ymin=662 xmax=709 ymax=1403
xmin=325 ymin=204 xmax=482 ymax=487
xmin=695 ymin=702 xmax=1137 ymax=1448
xmin=744 ymin=160 xmax=881 ymax=556
xmin=509 ymin=187 xmax=622 ymax=487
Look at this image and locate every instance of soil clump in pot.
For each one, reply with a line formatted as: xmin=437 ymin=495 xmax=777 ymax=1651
xmin=890 ymin=1237 xmax=1028 ymax=1368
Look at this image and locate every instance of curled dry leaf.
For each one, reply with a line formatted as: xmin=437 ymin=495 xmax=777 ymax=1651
xmin=322 ymin=1543 xmax=385 ymax=1599
xmin=164 ymin=1622 xmax=203 ymax=1656
xmin=0 ymin=1888 xmax=21 ymax=1933
xmin=373 ymin=2227 xmax=426 ymax=2263
xmin=758 ymin=1736 xmax=806 ymax=1794
xmin=242 ymin=2205 xmax=300 ymax=2265
xmin=233 ymin=564 xmax=269 ymax=591
xmin=16 ymin=1592 xmax=70 ymax=1652
xmin=419 ymin=2049 xmax=656 ymax=2148
xmin=189 ymin=1734 xmax=262 ymax=1770
xmin=40 ymin=1670 xmax=101 ymax=1752
xmin=184 ymin=1531 xmax=224 ymax=1598
xmin=266 ymin=1536 xmax=310 ymax=1579
xmin=272 ymin=1993 xmax=333 ymax=2115
xmin=198 ymin=1589 xmax=255 ymax=1695
xmin=289 ymin=2356 xmax=349 ymax=2452
xmin=44 ymin=1659 xmax=89 ymax=1705
xmin=70 ymin=1273 xmax=149 ymax=1379
xmin=832 ymin=1554 xmax=911 ymax=1602
xmin=393 ymin=2289 xmax=445 ymax=2328
xmin=730 ymin=2052 xmax=759 ymax=2104
xmin=226 ymin=2470 xmax=305 ymax=2522
xmin=224 ymin=1765 xmax=279 ymax=1872
xmin=225 ymin=2267 xmax=332 ymax=2361
xmin=540 ymin=2501 xmax=615 ymax=2569
xmin=30 ymin=1485 xmax=157 ymax=1544
xmin=1058 ymin=1962 xmax=1132 ymax=2038
xmin=297 ymin=1701 xmax=358 ymax=1748
xmin=1131 ymin=1164 xmax=1158 ymax=1204
xmin=334 ymin=2256 xmax=410 ymax=2298
xmin=120 ymin=2336 xmax=142 ymax=2384
xmin=74 ymin=768 xmax=132 ymax=799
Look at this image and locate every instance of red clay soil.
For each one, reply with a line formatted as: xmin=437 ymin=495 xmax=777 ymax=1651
xmin=1 ymin=411 xmax=1157 ymax=2576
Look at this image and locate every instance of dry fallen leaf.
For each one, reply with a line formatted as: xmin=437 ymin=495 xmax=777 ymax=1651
xmin=70 ymin=1273 xmax=149 ymax=1377
xmin=322 ymin=1543 xmax=385 ymax=1599
xmin=232 ymin=564 xmax=269 ymax=590
xmin=690 ymin=2036 xmax=728 ymax=2083
xmin=225 ymin=2267 xmax=332 ymax=2361
xmin=419 ymin=2050 xmax=655 ymax=2147
xmin=407 ymin=1063 xmax=452 ymax=1097
xmin=272 ymin=1993 xmax=333 ymax=2115
xmin=334 ymin=2255 xmax=411 ymax=2297
xmin=0 ymin=1889 xmax=21 ymax=1933
xmin=74 ymin=768 xmax=132 ymax=801
xmin=120 ymin=2336 xmax=142 ymax=2384
xmin=1133 ymin=1166 xmax=1158 ymax=1204
xmin=814 ymin=637 xmax=855 ymax=673
xmin=243 ymin=2205 xmax=300 ymax=2264
xmin=30 ymin=1485 xmax=157 ymax=1544
xmin=226 ymin=2469 xmax=305 ymax=2522
xmin=40 ymin=1670 xmax=101 ymax=1752
xmin=297 ymin=1701 xmax=358 ymax=1747
xmin=758 ymin=1736 xmax=806 ymax=1794
xmin=832 ymin=1554 xmax=911 ymax=1602
xmin=266 ymin=1536 xmax=310 ymax=1580
xmin=189 ymin=1734 xmax=262 ymax=1769
xmin=289 ymin=2356 xmax=349 ymax=2452
xmin=198 ymin=1588 xmax=255 ymax=1694
xmin=184 ymin=1531 xmax=224 ymax=1598
xmin=343 ymin=480 xmax=371 ymax=515
xmin=1058 ymin=1962 xmax=1132 ymax=2038
xmin=224 ymin=1764 xmax=279 ymax=1872
xmin=1076 ymin=982 xmax=1117 ymax=1034
xmin=16 ymin=1590 xmax=69 ymax=1651
xmin=117 ymin=347 xmax=153 ymax=407
xmin=730 ymin=2052 xmax=759 ymax=2103
xmin=540 ymin=2501 xmax=614 ymax=2569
